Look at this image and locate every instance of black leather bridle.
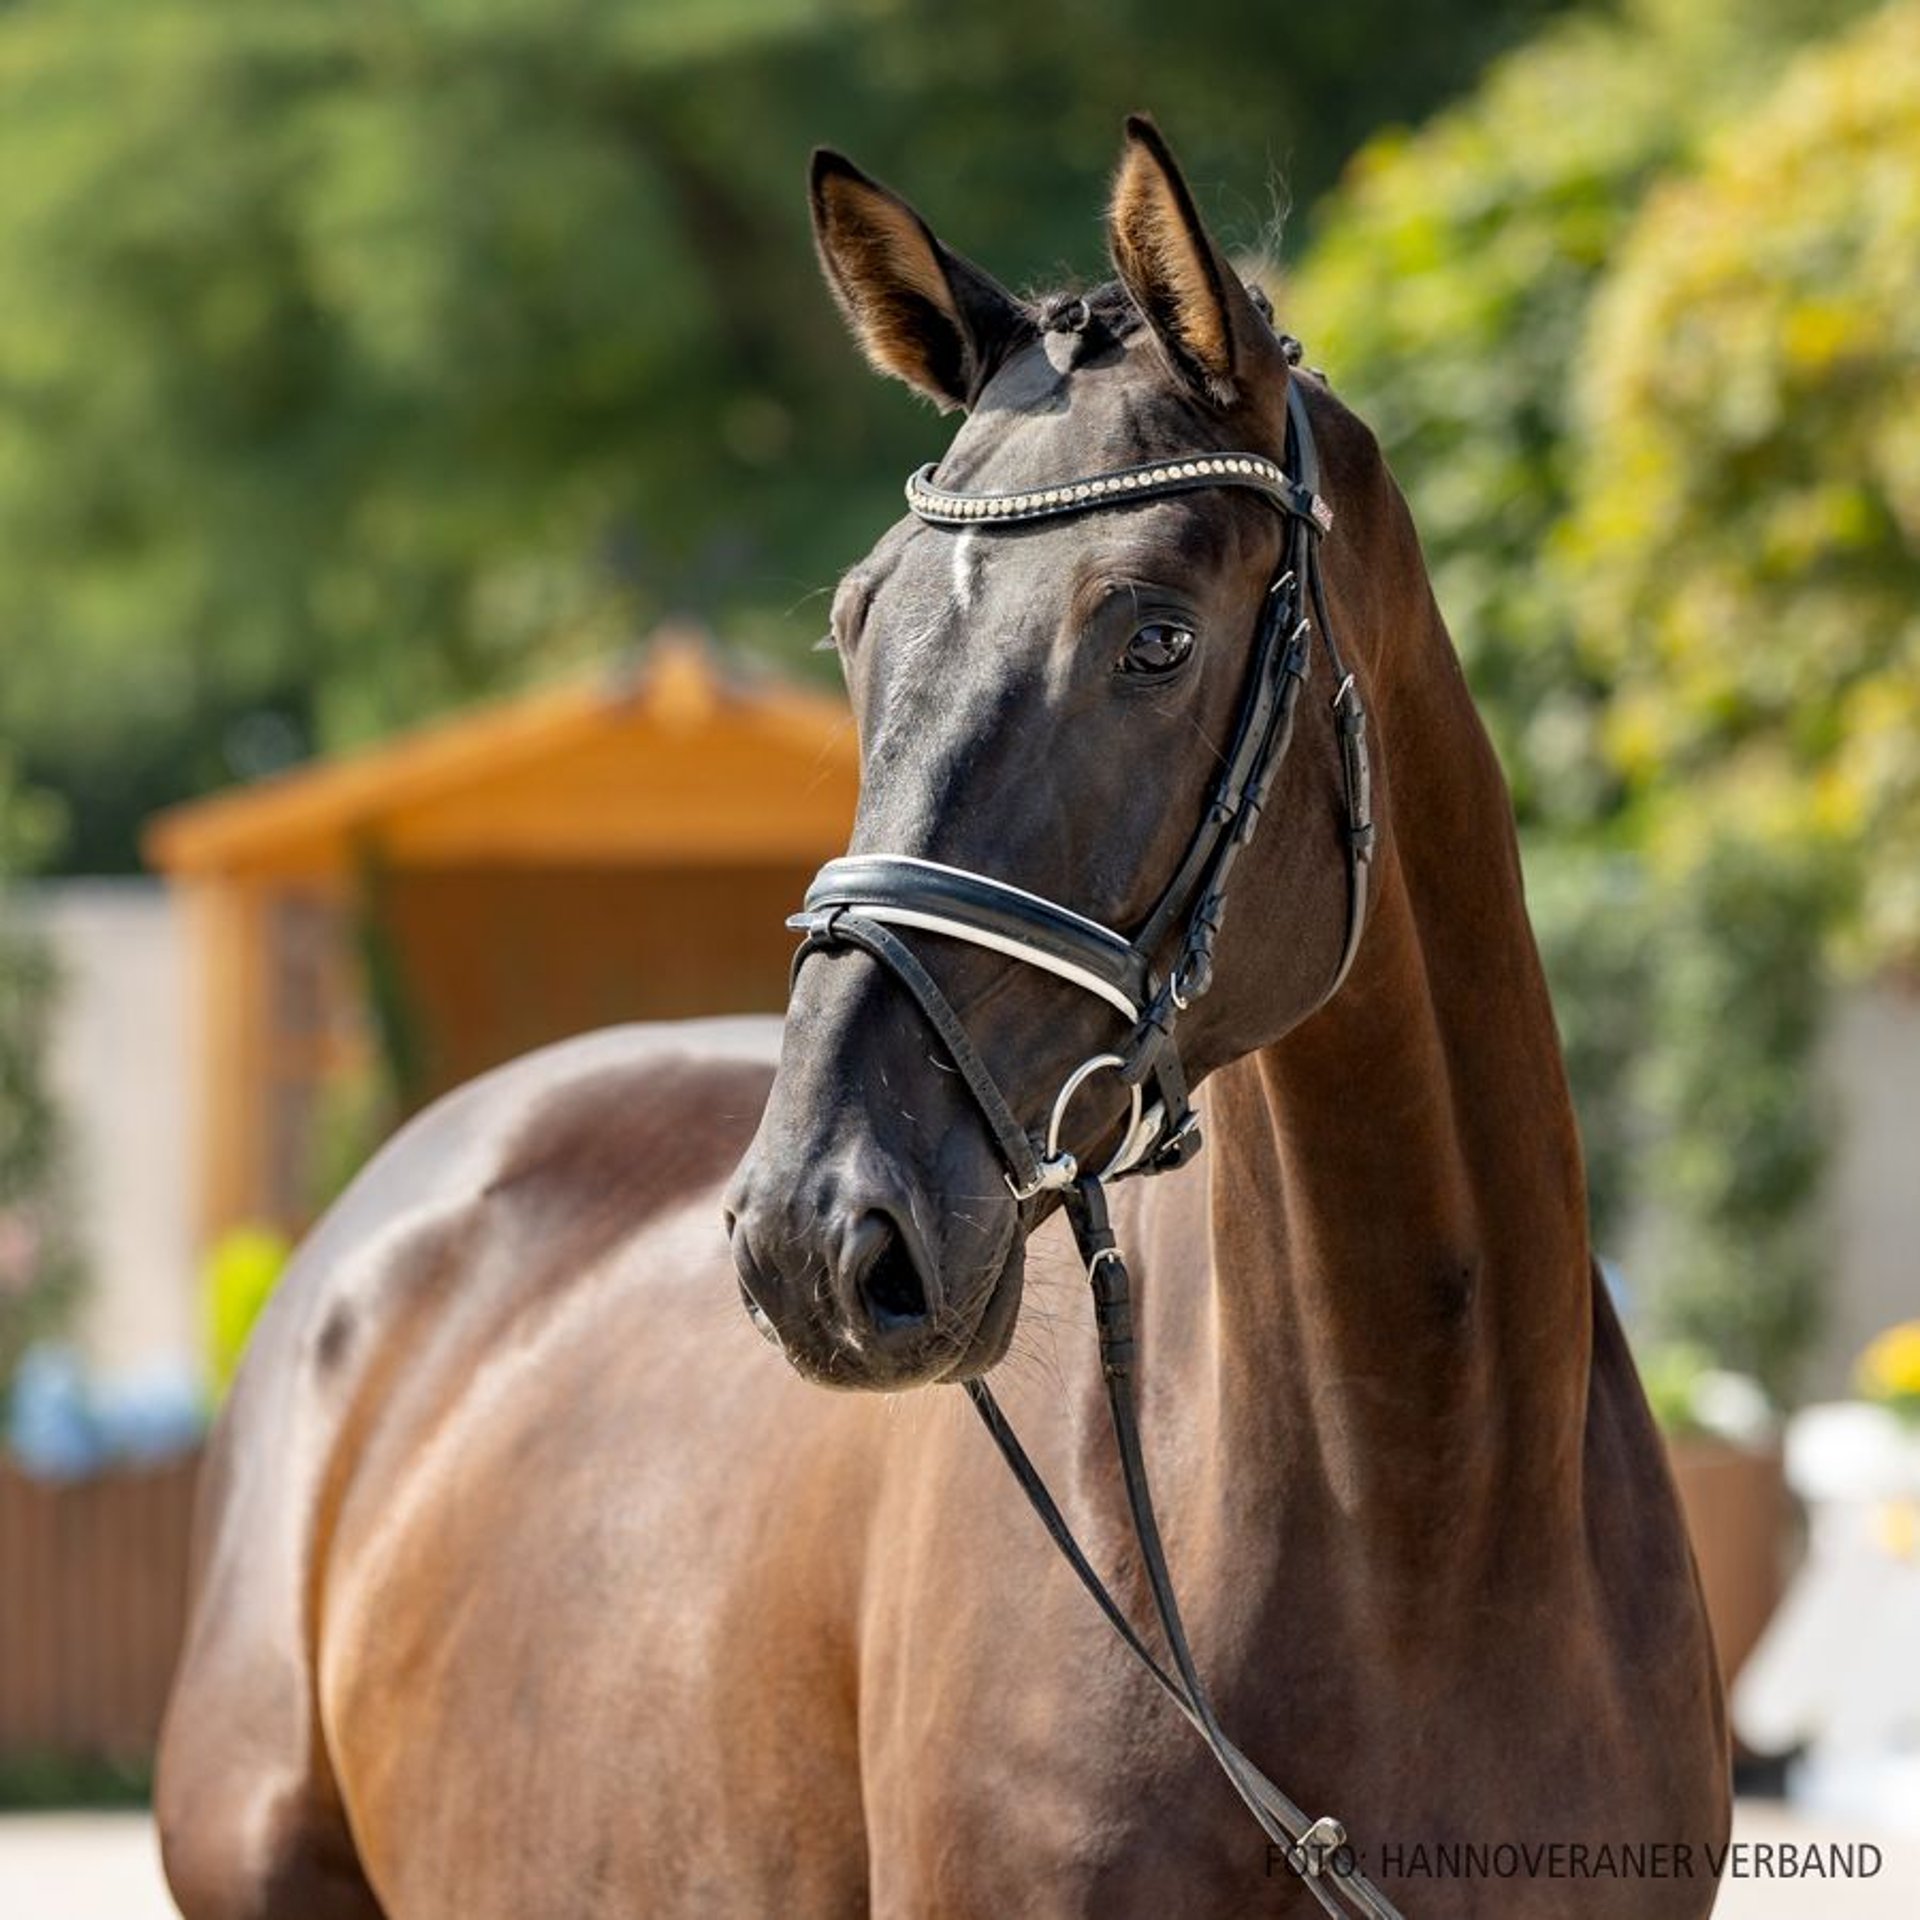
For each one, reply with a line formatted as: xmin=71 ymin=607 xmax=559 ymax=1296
xmin=788 ymin=374 xmax=1403 ymax=1918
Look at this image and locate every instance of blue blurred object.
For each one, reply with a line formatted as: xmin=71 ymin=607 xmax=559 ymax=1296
xmin=6 ymin=1343 xmax=105 ymax=1480
xmin=92 ymin=1354 xmax=206 ymax=1464
xmin=6 ymin=1342 xmax=206 ymax=1479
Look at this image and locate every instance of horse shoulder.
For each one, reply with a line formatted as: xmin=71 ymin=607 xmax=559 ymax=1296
xmin=157 ymin=1018 xmax=784 ymax=1919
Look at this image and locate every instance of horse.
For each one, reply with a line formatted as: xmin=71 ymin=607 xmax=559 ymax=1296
xmin=156 ymin=118 xmax=1729 ymax=1917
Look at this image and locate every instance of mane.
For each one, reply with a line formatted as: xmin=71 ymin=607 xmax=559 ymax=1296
xmin=1030 ymin=279 xmax=1146 ymax=356
xmin=1030 ymin=275 xmax=1287 ymax=369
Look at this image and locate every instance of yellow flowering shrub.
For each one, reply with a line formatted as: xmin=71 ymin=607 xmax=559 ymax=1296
xmin=1565 ymin=0 xmax=1920 ymax=965
xmin=1290 ymin=0 xmax=1874 ymax=830
xmin=1857 ymin=1321 xmax=1920 ymax=1418
xmin=203 ymin=1224 xmax=291 ymax=1397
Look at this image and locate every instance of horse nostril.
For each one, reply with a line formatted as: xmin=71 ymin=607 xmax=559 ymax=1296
xmin=856 ymin=1217 xmax=930 ymax=1330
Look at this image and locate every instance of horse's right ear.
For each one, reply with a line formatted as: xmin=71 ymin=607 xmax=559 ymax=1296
xmin=1107 ymin=115 xmax=1277 ymax=409
xmin=809 ymin=151 xmax=1031 ymax=412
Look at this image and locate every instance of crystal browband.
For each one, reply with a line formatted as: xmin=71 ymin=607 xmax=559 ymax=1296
xmin=905 ymin=452 xmax=1335 ymax=535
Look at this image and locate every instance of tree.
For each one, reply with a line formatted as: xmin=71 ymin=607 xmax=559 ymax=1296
xmin=0 ymin=0 xmax=1565 ymax=869
xmin=1287 ymin=0 xmax=1876 ymax=828
xmin=0 ymin=0 xmax=853 ymax=866
xmin=1540 ymin=0 xmax=1920 ymax=1395
xmin=1632 ymin=831 xmax=1837 ymax=1399
xmin=1565 ymin=0 xmax=1920 ymax=968
xmin=1287 ymin=0 xmax=1889 ymax=1396
xmin=0 ymin=760 xmax=81 ymax=1407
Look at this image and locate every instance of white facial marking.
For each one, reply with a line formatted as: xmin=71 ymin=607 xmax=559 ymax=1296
xmin=951 ymin=529 xmax=981 ymax=612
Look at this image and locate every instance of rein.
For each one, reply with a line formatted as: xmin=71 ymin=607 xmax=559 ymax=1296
xmin=789 ymin=375 xmax=1402 ymax=1918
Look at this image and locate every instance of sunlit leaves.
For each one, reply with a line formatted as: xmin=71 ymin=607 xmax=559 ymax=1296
xmin=1566 ymin=0 xmax=1920 ymax=965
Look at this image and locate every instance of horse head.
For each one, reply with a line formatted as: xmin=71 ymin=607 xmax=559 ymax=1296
xmin=726 ymin=118 xmax=1380 ymax=1390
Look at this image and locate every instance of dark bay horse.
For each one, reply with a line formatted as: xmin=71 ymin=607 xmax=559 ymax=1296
xmin=157 ymin=121 xmax=1729 ymax=1916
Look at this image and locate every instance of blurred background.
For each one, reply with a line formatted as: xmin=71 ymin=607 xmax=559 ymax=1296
xmin=0 ymin=0 xmax=1915 ymax=1910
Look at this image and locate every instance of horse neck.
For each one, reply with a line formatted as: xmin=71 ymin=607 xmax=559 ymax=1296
xmin=1195 ymin=587 xmax=1593 ymax=1566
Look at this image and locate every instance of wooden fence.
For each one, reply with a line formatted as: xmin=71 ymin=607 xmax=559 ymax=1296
xmin=0 ymin=1451 xmax=201 ymax=1761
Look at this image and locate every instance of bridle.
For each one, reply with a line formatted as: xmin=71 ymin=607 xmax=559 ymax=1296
xmin=787 ymin=369 xmax=1403 ymax=1918
xmin=798 ymin=378 xmax=1373 ymax=1201
xmin=790 ymin=372 xmax=1399 ymax=1916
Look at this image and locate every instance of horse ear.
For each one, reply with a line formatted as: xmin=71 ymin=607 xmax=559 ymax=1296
xmin=809 ymin=150 xmax=1031 ymax=413
xmin=1107 ymin=115 xmax=1276 ymax=408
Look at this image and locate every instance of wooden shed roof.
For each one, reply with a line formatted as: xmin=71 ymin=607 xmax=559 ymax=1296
xmin=144 ymin=632 xmax=859 ymax=881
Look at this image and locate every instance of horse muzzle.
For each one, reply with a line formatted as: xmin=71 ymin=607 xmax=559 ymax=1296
xmin=724 ymin=1135 xmax=1024 ymax=1391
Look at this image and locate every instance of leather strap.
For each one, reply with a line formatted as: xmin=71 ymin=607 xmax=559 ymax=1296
xmin=802 ymin=856 xmax=1150 ymax=1016
xmin=967 ymin=1174 xmax=1405 ymax=1919
xmin=905 ymin=448 xmax=1334 ymax=533
xmin=791 ymin=910 xmax=1049 ymax=1199
xmin=962 ymin=1381 xmax=1352 ymax=1919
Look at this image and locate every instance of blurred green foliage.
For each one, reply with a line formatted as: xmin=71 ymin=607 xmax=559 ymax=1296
xmin=0 ymin=767 xmax=83 ymax=1407
xmin=1524 ymin=826 xmax=1839 ymax=1399
xmin=0 ymin=0 xmax=1563 ymax=870
xmin=0 ymin=0 xmax=1902 ymax=1400
xmin=0 ymin=1747 xmax=153 ymax=1811
xmin=1632 ymin=832 xmax=1839 ymax=1396
xmin=1567 ymin=0 xmax=1920 ymax=967
xmin=1566 ymin=2 xmax=1919 ymax=1393
xmin=1638 ymin=1341 xmax=1721 ymax=1439
xmin=1514 ymin=842 xmax=1653 ymax=1249
xmin=1291 ymin=0 xmax=1910 ymax=1396
xmin=0 ymin=760 xmax=67 ymax=879
xmin=1289 ymin=0 xmax=1877 ymax=830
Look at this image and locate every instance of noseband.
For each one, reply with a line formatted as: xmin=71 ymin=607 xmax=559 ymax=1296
xmin=787 ymin=375 xmax=1402 ymax=1919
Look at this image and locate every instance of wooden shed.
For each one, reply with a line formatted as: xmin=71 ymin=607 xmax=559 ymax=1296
xmin=144 ymin=633 xmax=858 ymax=1245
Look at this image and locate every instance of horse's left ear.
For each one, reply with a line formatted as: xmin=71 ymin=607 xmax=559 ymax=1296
xmin=810 ymin=150 xmax=1032 ymax=412
xmin=1108 ymin=115 xmax=1279 ymax=408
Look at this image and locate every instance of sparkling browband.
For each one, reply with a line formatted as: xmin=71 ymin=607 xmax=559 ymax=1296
xmin=905 ymin=452 xmax=1334 ymax=535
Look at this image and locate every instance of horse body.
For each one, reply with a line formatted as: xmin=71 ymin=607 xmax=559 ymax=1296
xmin=159 ymin=121 xmax=1727 ymax=1917
xmin=158 ymin=1007 xmax=1720 ymax=1919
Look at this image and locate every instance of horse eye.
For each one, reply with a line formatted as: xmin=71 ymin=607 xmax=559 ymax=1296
xmin=1119 ymin=621 xmax=1195 ymax=677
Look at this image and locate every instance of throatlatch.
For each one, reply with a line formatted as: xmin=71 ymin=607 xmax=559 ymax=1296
xmin=789 ymin=374 xmax=1401 ymax=1920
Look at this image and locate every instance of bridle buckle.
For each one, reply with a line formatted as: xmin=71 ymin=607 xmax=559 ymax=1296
xmin=1005 ymin=1152 xmax=1077 ymax=1204
xmin=1299 ymin=1815 xmax=1348 ymax=1871
xmin=1170 ymin=949 xmax=1213 ymax=1011
xmin=1147 ymin=1108 xmax=1203 ymax=1173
